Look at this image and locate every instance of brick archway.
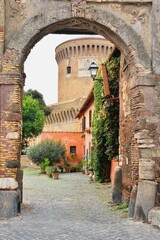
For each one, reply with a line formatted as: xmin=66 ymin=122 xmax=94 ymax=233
xmin=0 ymin=1 xmax=159 ymax=220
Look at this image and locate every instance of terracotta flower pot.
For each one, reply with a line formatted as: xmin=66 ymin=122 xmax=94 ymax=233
xmin=52 ymin=172 xmax=60 ymax=179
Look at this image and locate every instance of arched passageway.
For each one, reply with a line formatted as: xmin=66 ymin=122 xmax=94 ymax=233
xmin=0 ymin=1 xmax=159 ymax=222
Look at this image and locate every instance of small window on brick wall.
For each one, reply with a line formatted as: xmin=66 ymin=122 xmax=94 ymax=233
xmin=70 ymin=146 xmax=76 ymax=154
xmin=67 ymin=66 xmax=71 ymax=74
xmin=89 ymin=110 xmax=92 ymax=128
xmin=82 ymin=117 xmax=86 ymax=132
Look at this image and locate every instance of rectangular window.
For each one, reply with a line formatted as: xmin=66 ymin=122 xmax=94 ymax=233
xmin=82 ymin=117 xmax=86 ymax=132
xmin=89 ymin=110 xmax=92 ymax=128
xmin=67 ymin=66 xmax=71 ymax=74
xmin=89 ymin=141 xmax=91 ymax=160
xmin=70 ymin=146 xmax=76 ymax=154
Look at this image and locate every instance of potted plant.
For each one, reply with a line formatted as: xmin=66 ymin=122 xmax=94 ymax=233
xmin=45 ymin=166 xmax=52 ymax=177
xmin=70 ymin=152 xmax=76 ymax=158
xmin=51 ymin=166 xmax=61 ymax=179
xmin=88 ymin=166 xmax=94 ymax=181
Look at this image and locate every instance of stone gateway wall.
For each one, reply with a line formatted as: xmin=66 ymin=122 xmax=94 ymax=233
xmin=0 ymin=0 xmax=160 ymax=221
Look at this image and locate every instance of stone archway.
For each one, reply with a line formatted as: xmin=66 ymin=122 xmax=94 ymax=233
xmin=0 ymin=1 xmax=159 ymax=220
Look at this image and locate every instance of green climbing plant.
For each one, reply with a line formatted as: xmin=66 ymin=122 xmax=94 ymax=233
xmin=92 ymin=55 xmax=120 ymax=182
xmin=104 ymin=56 xmax=120 ymax=161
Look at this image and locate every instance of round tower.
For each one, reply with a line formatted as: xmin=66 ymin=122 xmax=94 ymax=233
xmin=55 ymin=38 xmax=114 ymax=103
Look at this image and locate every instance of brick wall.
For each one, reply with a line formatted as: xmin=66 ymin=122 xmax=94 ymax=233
xmin=0 ymin=73 xmax=23 ymax=179
xmin=119 ymin=55 xmax=133 ymax=201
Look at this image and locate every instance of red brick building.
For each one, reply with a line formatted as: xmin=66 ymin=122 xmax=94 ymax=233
xmin=76 ymin=88 xmax=118 ymax=183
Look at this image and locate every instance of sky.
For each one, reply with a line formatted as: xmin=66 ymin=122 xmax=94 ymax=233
xmin=24 ymin=34 xmax=100 ymax=105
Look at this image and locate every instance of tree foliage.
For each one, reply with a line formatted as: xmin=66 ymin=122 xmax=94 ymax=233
xmin=22 ymin=95 xmax=45 ymax=140
xmin=27 ymin=138 xmax=66 ymax=165
xmin=92 ymin=56 xmax=120 ymax=182
xmin=25 ymin=89 xmax=51 ymax=116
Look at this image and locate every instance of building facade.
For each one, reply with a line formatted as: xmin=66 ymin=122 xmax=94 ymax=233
xmin=76 ymin=88 xmax=94 ymax=166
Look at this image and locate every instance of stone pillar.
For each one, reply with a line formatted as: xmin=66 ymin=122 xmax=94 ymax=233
xmin=128 ymin=185 xmax=137 ymax=218
xmin=131 ymin=74 xmax=160 ymax=221
xmin=152 ymin=6 xmax=160 ymax=199
xmin=112 ymin=166 xmax=122 ymax=203
xmin=0 ymin=72 xmax=24 ymax=218
xmin=152 ymin=0 xmax=160 ymax=75
xmin=134 ymin=181 xmax=157 ymax=222
xmin=0 ymin=0 xmax=5 ymax=71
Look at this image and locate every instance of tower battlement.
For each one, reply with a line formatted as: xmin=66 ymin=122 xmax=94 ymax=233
xmin=55 ymin=38 xmax=114 ymax=64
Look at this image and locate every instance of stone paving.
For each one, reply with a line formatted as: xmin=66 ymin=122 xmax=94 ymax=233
xmin=0 ymin=169 xmax=160 ymax=240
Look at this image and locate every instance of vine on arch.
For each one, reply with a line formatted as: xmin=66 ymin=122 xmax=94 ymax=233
xmin=92 ymin=56 xmax=120 ymax=182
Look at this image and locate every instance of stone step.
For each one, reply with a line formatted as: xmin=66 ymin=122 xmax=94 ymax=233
xmin=148 ymin=207 xmax=160 ymax=228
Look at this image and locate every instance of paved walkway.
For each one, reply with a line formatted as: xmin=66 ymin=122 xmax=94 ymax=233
xmin=0 ymin=169 xmax=160 ymax=240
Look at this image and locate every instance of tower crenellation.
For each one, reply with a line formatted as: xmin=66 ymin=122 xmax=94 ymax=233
xmin=56 ymin=38 xmax=114 ymax=63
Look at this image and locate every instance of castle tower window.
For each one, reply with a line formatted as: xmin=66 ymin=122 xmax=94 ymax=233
xmin=101 ymin=45 xmax=104 ymax=54
xmin=67 ymin=66 xmax=71 ymax=74
xmin=74 ymin=46 xmax=76 ymax=56
xmin=78 ymin=46 xmax=80 ymax=55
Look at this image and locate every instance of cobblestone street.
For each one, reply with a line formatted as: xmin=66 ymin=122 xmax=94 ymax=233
xmin=0 ymin=169 xmax=159 ymax=240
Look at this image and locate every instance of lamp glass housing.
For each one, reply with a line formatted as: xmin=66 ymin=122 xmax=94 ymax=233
xmin=88 ymin=62 xmax=98 ymax=80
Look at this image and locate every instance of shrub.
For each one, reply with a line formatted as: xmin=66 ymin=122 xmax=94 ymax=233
xmin=27 ymin=138 xmax=66 ymax=165
xmin=40 ymin=158 xmax=50 ymax=173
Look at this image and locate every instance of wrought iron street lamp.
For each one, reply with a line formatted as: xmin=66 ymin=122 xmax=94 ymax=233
xmin=89 ymin=62 xmax=111 ymax=97
xmin=88 ymin=62 xmax=99 ymax=80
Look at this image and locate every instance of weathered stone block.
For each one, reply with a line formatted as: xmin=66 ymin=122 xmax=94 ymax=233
xmin=134 ymin=131 xmax=155 ymax=148
xmin=5 ymin=112 xmax=20 ymax=121
xmin=112 ymin=166 xmax=122 ymax=203
xmin=0 ymin=178 xmax=18 ymax=190
xmin=6 ymin=160 xmax=20 ymax=168
xmin=139 ymin=159 xmax=155 ymax=180
xmin=138 ymin=144 xmax=155 ymax=149
xmin=0 ymin=191 xmax=20 ymax=218
xmin=8 ymin=103 xmax=20 ymax=112
xmin=134 ymin=204 xmax=146 ymax=222
xmin=134 ymin=130 xmax=149 ymax=140
xmin=140 ymin=149 xmax=152 ymax=158
xmin=128 ymin=185 xmax=138 ymax=218
xmin=134 ymin=180 xmax=157 ymax=221
xmin=141 ymin=148 xmax=160 ymax=158
xmin=6 ymin=132 xmax=19 ymax=139
xmin=16 ymin=169 xmax=23 ymax=203
xmin=148 ymin=207 xmax=160 ymax=228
